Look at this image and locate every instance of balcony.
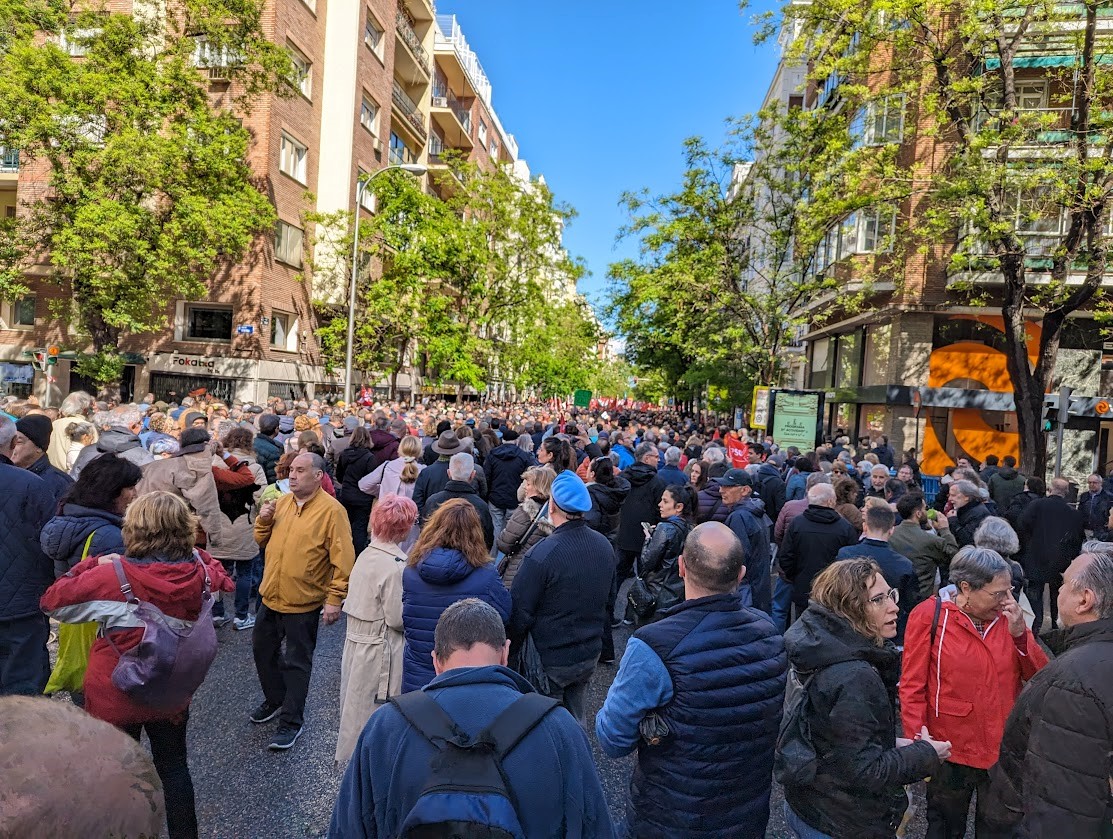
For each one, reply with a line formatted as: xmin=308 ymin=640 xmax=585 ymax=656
xmin=395 ymin=9 xmax=431 ymax=80
xmin=973 ymin=105 xmax=1075 ymax=144
xmin=430 ymin=85 xmax=473 ymax=148
xmin=391 ymin=80 xmax=427 ymax=141
xmin=434 ymin=15 xmax=490 ymax=103
xmin=0 ymin=148 xmax=18 ymax=175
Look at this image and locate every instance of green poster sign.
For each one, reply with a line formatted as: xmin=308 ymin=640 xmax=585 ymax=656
xmin=769 ymin=389 xmax=822 ymax=451
xmin=573 ymin=389 xmax=592 ymax=408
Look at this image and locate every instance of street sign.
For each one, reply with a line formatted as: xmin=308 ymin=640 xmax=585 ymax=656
xmin=573 ymin=389 xmax=591 ymax=408
xmin=236 ymin=325 xmax=254 ymax=335
xmin=751 ymin=387 xmax=771 ymax=429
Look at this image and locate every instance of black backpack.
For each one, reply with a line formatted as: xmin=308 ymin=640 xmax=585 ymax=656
xmin=390 ymin=690 xmax=559 ymax=838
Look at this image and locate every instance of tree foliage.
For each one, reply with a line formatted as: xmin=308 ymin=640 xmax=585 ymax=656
xmin=771 ymin=0 xmax=1113 ymax=474
xmin=0 ymin=0 xmax=295 ymax=384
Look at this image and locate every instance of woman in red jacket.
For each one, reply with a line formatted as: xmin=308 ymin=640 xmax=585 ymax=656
xmin=900 ymin=545 xmax=1047 ymax=838
xmin=42 ymin=491 xmax=233 ymax=839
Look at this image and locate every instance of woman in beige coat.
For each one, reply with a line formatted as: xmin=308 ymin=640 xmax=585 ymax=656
xmin=335 ymin=494 xmax=419 ymax=764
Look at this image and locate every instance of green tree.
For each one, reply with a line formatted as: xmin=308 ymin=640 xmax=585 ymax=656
xmin=770 ymin=0 xmax=1113 ymax=475
xmin=0 ymin=0 xmax=294 ymax=384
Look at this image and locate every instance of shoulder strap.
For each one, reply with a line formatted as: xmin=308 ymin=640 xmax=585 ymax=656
xmin=929 ymin=594 xmax=943 ymax=650
xmin=515 ymin=502 xmax=548 ymax=552
xmin=111 ymin=557 xmax=138 ymax=604
xmin=480 ymin=692 xmax=560 ymax=759
xmin=194 ymin=550 xmax=212 ymax=597
xmin=390 ymin=691 xmax=468 ymax=747
xmin=81 ymin=529 xmax=97 ymax=561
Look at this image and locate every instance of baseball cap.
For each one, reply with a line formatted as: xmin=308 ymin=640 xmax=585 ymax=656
xmin=715 ymin=468 xmax=753 ymax=488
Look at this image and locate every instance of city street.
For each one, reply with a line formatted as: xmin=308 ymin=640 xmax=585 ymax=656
xmin=179 ymin=585 xmax=946 ymax=839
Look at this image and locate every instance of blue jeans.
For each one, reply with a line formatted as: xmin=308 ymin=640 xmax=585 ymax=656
xmin=213 ymin=556 xmax=262 ymax=620
xmin=772 ymin=575 xmax=793 ymax=633
xmin=784 ymin=802 xmax=832 ymax=839
xmin=490 ymin=506 xmax=515 ymax=552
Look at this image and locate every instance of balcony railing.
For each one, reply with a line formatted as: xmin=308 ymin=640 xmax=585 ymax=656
xmin=389 ymin=141 xmax=420 ymax=166
xmin=972 ymin=105 xmax=1075 ymax=142
xmin=392 ymin=80 xmax=427 ymax=139
xmin=431 ymin=85 xmax=471 ymax=133
xmin=0 ymin=148 xmax=18 ymax=173
xmin=395 ymin=9 xmax=431 ymax=76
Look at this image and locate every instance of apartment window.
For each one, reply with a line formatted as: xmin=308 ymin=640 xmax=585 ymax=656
xmin=271 ymin=311 xmax=297 ymax=350
xmin=275 ymin=220 xmax=304 ymax=268
xmin=853 ymin=94 xmax=905 ymax=145
xmin=809 ymin=337 xmax=831 ymax=390
xmin=58 ymin=28 xmax=100 ymax=57
xmin=360 ymin=95 xmax=379 ymax=136
xmin=186 ymin=305 xmax=233 ymax=341
xmin=364 ymin=11 xmax=384 ymax=57
xmin=287 ymin=44 xmax=312 ymax=99
xmin=1016 ymin=82 xmax=1048 ymax=111
xmin=10 ymin=296 xmax=34 ymax=327
xmin=856 ymin=208 xmax=895 ymax=252
xmin=279 ymin=132 xmax=307 ymax=183
xmin=389 ymin=132 xmax=414 ymax=165
xmin=489 ymin=138 xmax=499 ymax=158
xmin=478 ymin=120 xmax=488 ymax=146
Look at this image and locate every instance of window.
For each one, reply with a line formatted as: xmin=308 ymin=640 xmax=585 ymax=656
xmin=275 ymin=220 xmax=304 ymax=268
xmin=9 ymin=296 xmax=34 ymax=327
xmin=357 ymin=170 xmax=378 ymax=212
xmin=186 ymin=305 xmax=233 ymax=341
xmin=287 ymin=44 xmax=312 ymax=99
xmin=279 ymin=132 xmax=307 ymax=183
xmin=478 ymin=120 xmax=488 ymax=146
xmin=59 ymin=28 xmax=101 ymax=57
xmin=389 ymin=132 xmax=415 ymax=165
xmin=852 ymin=95 xmax=905 ymax=146
xmin=856 ymin=208 xmax=895 ymax=252
xmin=364 ymin=11 xmax=384 ymax=57
xmin=489 ymin=138 xmax=499 ymax=158
xmin=360 ymin=95 xmax=379 ymax=135
xmin=270 ymin=311 xmax=297 ymax=350
xmin=301 ymin=0 xmax=317 ymax=10
xmin=1016 ymin=82 xmax=1048 ymax=111
xmin=1011 ymin=188 xmax=1061 ymax=236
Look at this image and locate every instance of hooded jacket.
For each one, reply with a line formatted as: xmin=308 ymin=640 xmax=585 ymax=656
xmin=986 ymin=618 xmax=1113 ymax=838
xmin=778 ymin=506 xmax=859 ymax=610
xmin=949 ymin=500 xmax=992 ymax=548
xmin=585 ymin=477 xmax=630 ymax=543
xmin=483 ymin=443 xmax=535 ymax=510
xmin=368 ymin=429 xmax=399 ymax=470
xmin=400 ymin=547 xmax=510 ymax=693
xmin=987 ymin=467 xmax=1025 ymax=509
xmin=335 ymin=446 xmax=378 ymax=508
xmin=330 ymin=665 xmax=614 ymax=839
xmin=71 ymin=427 xmax=153 ymax=479
xmin=900 ymin=587 xmax=1047 ymax=771
xmin=41 ymin=550 xmax=233 ymax=726
xmin=496 ymin=495 xmax=554 ymax=589
xmin=615 ymin=462 xmax=666 ymax=552
xmin=40 ymin=504 xmax=126 ymax=578
xmin=783 ymin=604 xmax=940 ymax=838
xmin=137 ymin=447 xmax=226 ymax=550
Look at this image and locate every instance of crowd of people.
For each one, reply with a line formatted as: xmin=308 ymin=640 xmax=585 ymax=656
xmin=0 ymin=388 xmax=1111 ymax=838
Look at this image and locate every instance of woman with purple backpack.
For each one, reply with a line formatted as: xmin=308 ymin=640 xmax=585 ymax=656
xmin=42 ymin=491 xmax=233 ymax=839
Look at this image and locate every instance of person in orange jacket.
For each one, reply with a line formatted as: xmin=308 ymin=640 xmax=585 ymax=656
xmin=900 ymin=545 xmax=1047 ymax=838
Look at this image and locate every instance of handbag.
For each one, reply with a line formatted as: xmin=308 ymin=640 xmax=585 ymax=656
xmin=497 ymin=502 xmax=548 ymax=577
xmin=626 ymin=556 xmax=657 ymax=620
xmin=44 ymin=531 xmax=100 ymax=695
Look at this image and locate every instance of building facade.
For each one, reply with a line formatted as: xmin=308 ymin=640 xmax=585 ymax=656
xmin=3 ymin=2 xmax=532 ymax=406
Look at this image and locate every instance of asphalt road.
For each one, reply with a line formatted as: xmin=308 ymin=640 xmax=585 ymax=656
xmin=175 ymin=586 xmax=943 ymax=839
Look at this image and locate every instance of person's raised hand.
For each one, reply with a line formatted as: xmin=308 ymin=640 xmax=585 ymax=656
xmin=1000 ymin=599 xmax=1026 ymax=638
xmin=258 ymin=500 xmax=277 ymax=522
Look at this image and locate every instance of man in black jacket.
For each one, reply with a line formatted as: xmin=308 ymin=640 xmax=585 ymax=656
xmin=412 ymin=431 xmax=460 ymax=515
xmin=986 ymin=550 xmax=1113 ymax=836
xmin=718 ymin=469 xmax=773 ymax=615
xmin=613 ymin=443 xmax=666 ymax=585
xmin=1017 ymin=477 xmax=1085 ymax=634
xmin=778 ymin=483 xmax=858 ymax=620
xmin=483 ymin=428 xmax=534 ymax=548
xmin=422 ymin=453 xmax=494 ymax=549
xmin=509 ymin=472 xmax=612 ymax=723
xmin=253 ymin=414 xmax=284 ymax=485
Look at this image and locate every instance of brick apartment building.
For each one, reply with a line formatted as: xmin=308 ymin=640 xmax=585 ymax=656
xmin=770 ymin=15 xmax=1113 ymax=479
xmin=1 ymin=2 xmax=526 ymax=406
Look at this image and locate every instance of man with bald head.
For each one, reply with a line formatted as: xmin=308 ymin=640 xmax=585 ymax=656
xmin=252 ymin=452 xmax=355 ymax=751
xmin=596 ymin=522 xmax=787 ymax=839
xmin=1018 ymin=476 xmax=1085 ymax=634
xmin=778 ymin=482 xmax=859 ymax=620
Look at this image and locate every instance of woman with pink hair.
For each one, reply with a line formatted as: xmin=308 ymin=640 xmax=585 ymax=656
xmin=335 ymin=494 xmax=419 ymax=763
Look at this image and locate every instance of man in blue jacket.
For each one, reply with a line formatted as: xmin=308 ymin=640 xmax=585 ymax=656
xmin=483 ymin=428 xmax=534 ymax=548
xmin=0 ymin=415 xmax=57 ymax=695
xmin=718 ymin=469 xmax=774 ymax=615
xmin=330 ymin=598 xmax=614 ymax=839
xmin=596 ymin=522 xmax=787 ymax=839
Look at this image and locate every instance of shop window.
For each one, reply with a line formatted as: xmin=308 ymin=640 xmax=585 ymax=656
xmin=185 ymin=305 xmax=233 ymax=341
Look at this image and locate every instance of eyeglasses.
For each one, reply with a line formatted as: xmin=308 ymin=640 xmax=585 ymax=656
xmin=983 ymin=589 xmax=1013 ymax=602
xmin=868 ymin=588 xmax=900 ymax=606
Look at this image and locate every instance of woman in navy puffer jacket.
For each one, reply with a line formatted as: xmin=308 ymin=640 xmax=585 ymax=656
xmin=40 ymin=454 xmax=143 ymax=578
xmin=401 ymin=499 xmax=511 ymax=692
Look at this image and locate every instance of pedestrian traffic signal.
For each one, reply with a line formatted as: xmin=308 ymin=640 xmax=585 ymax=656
xmin=1042 ymin=396 xmax=1058 ymax=432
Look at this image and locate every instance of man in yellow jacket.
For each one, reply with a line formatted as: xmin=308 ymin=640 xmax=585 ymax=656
xmin=250 ymin=452 xmax=355 ymax=751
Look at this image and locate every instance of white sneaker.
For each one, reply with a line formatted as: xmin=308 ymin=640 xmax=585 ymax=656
xmin=234 ymin=616 xmax=256 ymax=631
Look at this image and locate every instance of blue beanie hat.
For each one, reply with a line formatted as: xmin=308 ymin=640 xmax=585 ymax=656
xmin=550 ymin=471 xmax=592 ymax=514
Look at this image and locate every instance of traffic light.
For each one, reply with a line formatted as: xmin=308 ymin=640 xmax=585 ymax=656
xmin=46 ymin=345 xmax=59 ymax=366
xmin=1042 ymin=395 xmax=1058 ymax=432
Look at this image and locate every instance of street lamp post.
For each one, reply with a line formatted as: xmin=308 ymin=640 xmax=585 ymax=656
xmin=344 ymin=163 xmax=427 ymax=406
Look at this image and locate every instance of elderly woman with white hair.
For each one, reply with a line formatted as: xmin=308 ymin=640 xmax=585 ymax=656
xmin=948 ymin=479 xmax=992 ymax=547
xmin=900 ymin=546 xmax=1048 ymax=837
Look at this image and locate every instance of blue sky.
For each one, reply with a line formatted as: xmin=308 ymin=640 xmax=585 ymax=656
xmin=440 ymin=2 xmax=781 ymax=314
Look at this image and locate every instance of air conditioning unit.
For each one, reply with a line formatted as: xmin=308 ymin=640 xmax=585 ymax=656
xmin=432 ymin=96 xmax=448 ymax=108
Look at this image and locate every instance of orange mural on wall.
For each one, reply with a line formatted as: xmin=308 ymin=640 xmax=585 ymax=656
xmin=919 ymin=317 xmax=1039 ymax=476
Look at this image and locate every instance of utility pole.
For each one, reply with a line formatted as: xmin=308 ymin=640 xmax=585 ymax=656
xmin=1055 ymin=384 xmax=1072 ymax=478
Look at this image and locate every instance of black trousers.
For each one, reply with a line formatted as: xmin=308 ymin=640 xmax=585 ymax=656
xmin=0 ymin=613 xmax=50 ymax=695
xmin=925 ymin=761 xmax=991 ymax=838
xmin=252 ymin=604 xmax=321 ymax=728
xmin=1026 ymin=578 xmax=1060 ymax=635
xmin=343 ymin=502 xmax=372 ymax=556
xmin=614 ymin=548 xmax=639 ymax=584
xmin=122 ymin=711 xmax=197 ymax=839
xmin=600 ymin=554 xmax=618 ymax=662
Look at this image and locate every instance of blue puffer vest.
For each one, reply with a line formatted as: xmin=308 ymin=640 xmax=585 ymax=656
xmin=630 ymin=591 xmax=788 ymax=839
